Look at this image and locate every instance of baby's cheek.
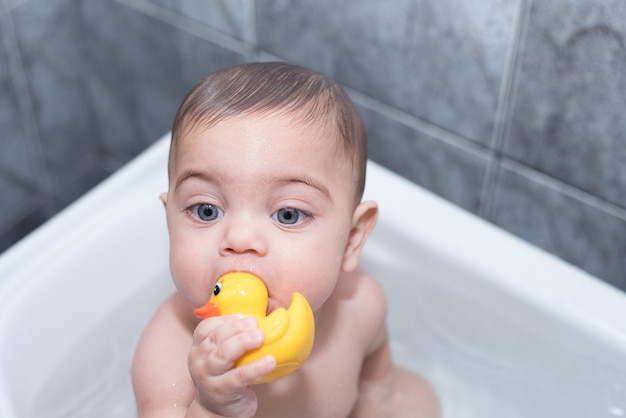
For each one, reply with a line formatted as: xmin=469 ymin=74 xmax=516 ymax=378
xmin=301 ymin=271 xmax=340 ymax=312
xmin=169 ymin=253 xmax=208 ymax=307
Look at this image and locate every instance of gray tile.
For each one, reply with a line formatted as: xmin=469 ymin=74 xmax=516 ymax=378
xmin=490 ymin=164 xmax=626 ymax=291
xmin=257 ymin=0 xmax=517 ymax=145
xmin=361 ymin=106 xmax=489 ymax=213
xmin=80 ymin=0 xmax=246 ymax=164
xmin=146 ymin=0 xmax=251 ymax=41
xmin=0 ymin=174 xmax=36 ymax=223
xmin=52 ymin=162 xmax=110 ymax=211
xmin=12 ymin=0 xmax=245 ymax=184
xmin=0 ymin=200 xmax=48 ymax=254
xmin=10 ymin=0 xmax=100 ymax=189
xmin=505 ymin=0 xmax=626 ymax=209
xmin=1 ymin=1 xmax=29 ymax=13
xmin=0 ymin=11 xmax=38 ymax=187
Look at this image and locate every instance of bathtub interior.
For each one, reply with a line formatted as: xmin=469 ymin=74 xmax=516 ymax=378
xmin=0 ymin=134 xmax=625 ymax=418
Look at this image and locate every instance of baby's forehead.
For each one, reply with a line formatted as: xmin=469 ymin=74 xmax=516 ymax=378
xmin=170 ymin=116 xmax=359 ymax=194
xmin=178 ymin=109 xmax=347 ymax=152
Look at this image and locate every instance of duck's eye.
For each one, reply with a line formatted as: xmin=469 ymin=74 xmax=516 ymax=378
xmin=213 ymin=282 xmax=222 ymax=296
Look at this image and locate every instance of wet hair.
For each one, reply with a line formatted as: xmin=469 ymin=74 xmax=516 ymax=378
xmin=169 ymin=62 xmax=367 ymax=200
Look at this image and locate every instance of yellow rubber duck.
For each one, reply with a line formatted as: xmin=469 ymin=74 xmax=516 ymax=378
xmin=194 ymin=272 xmax=315 ymax=384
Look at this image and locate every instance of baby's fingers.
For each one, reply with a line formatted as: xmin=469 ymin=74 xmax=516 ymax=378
xmin=191 ymin=316 xmax=264 ymax=375
xmin=231 ymin=355 xmax=277 ymax=386
xmin=192 ymin=314 xmax=249 ymax=343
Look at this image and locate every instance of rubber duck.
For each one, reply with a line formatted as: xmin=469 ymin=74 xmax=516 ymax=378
xmin=194 ymin=272 xmax=315 ymax=384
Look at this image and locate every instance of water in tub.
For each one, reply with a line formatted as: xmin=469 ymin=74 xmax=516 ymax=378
xmin=361 ymin=223 xmax=626 ymax=418
xmin=32 ymin=277 xmax=173 ymax=417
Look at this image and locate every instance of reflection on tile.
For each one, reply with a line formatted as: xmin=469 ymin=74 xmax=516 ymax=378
xmin=146 ymin=0 xmax=251 ymax=40
xmin=80 ymin=0 xmax=246 ymax=164
xmin=257 ymin=0 xmax=517 ymax=145
xmin=505 ymin=0 xmax=626 ymax=208
xmin=490 ymin=164 xmax=626 ymax=290
xmin=361 ymin=106 xmax=489 ymax=213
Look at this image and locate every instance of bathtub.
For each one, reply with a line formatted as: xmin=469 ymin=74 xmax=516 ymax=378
xmin=0 ymin=133 xmax=625 ymax=418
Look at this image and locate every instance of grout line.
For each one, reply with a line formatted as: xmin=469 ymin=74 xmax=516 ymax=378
xmin=501 ymin=158 xmax=626 ymax=222
xmin=493 ymin=0 xmax=532 ymax=155
xmin=344 ymin=85 xmax=492 ymax=161
xmin=113 ymin=0 xmax=253 ymax=57
xmin=487 ymin=0 xmax=529 ymax=153
xmin=243 ymin=0 xmax=257 ymax=47
xmin=478 ymin=0 xmax=532 ymax=219
xmin=243 ymin=0 xmax=259 ymax=61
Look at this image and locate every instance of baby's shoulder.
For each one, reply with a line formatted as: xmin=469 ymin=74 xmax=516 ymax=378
xmin=148 ymin=292 xmax=198 ymax=333
xmin=334 ymin=268 xmax=387 ymax=313
xmin=325 ymin=269 xmax=388 ymax=344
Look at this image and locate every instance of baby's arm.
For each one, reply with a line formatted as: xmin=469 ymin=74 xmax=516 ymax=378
xmin=349 ymin=273 xmax=440 ymax=418
xmin=132 ymin=293 xmax=275 ymax=418
xmin=132 ymin=293 xmax=197 ymax=417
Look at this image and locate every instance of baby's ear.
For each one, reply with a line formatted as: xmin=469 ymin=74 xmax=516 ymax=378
xmin=159 ymin=192 xmax=168 ymax=209
xmin=341 ymin=201 xmax=378 ymax=272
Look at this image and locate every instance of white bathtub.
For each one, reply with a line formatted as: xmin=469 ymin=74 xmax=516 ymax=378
xmin=0 ymin=134 xmax=625 ymax=418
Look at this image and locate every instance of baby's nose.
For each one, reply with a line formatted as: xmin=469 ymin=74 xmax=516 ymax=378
xmin=219 ymin=214 xmax=268 ymax=256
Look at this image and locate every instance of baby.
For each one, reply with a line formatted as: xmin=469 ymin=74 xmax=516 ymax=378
xmin=132 ymin=62 xmax=439 ymax=418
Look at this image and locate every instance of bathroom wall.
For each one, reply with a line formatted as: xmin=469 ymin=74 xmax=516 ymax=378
xmin=1 ymin=0 xmax=625 ymax=290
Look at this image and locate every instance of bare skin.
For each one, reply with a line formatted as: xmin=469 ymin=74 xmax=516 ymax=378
xmin=131 ymin=113 xmax=440 ymax=417
xmin=132 ymin=270 xmax=439 ymax=418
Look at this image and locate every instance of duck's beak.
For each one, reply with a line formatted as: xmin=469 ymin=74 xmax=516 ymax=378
xmin=194 ymin=301 xmax=221 ymax=319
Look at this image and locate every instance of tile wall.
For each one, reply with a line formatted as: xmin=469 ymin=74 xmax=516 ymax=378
xmin=0 ymin=0 xmax=624 ymax=290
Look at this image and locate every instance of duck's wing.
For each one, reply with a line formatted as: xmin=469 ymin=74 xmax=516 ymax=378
xmin=259 ymin=307 xmax=289 ymax=344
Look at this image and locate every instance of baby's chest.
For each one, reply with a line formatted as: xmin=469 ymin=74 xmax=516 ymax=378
xmin=254 ymin=343 xmax=362 ymax=417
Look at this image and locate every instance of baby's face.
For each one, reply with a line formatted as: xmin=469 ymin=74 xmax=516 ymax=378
xmin=164 ymin=112 xmax=359 ymax=313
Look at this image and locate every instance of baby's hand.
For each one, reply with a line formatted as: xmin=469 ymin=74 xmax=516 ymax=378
xmin=189 ymin=315 xmax=276 ymax=417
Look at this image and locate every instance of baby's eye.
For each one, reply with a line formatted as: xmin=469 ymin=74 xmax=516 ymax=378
xmin=191 ymin=204 xmax=224 ymax=222
xmin=272 ymin=207 xmax=309 ymax=225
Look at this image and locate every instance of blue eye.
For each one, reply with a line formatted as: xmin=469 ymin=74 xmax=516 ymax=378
xmin=192 ymin=204 xmax=223 ymax=222
xmin=273 ymin=207 xmax=308 ymax=225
